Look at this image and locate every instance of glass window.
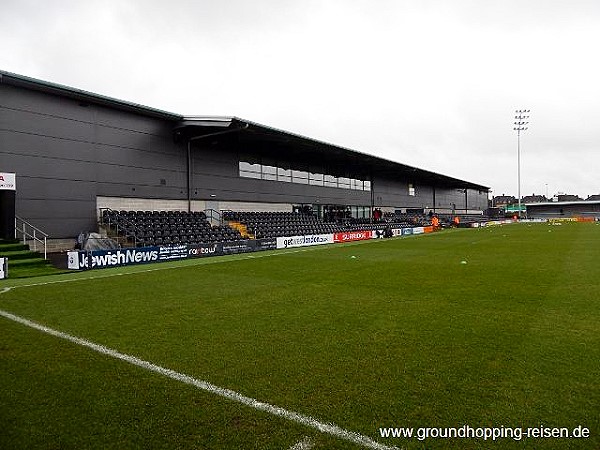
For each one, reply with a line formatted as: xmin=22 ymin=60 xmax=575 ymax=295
xmin=292 ymin=170 xmax=309 ymax=184
xmin=262 ymin=165 xmax=277 ymax=181
xmin=338 ymin=177 xmax=351 ymax=189
xmin=239 ymin=160 xmax=373 ymax=190
xmin=309 ymin=172 xmax=324 ymax=186
xmin=351 ymin=179 xmax=363 ymax=190
xmin=408 ymin=183 xmax=416 ymax=196
xmin=277 ymin=167 xmax=292 ymax=182
xmin=240 ymin=161 xmax=261 ymax=179
xmin=241 ymin=170 xmax=261 ymax=179
xmin=324 ymin=175 xmax=338 ymax=188
xmin=239 ymin=153 xmax=259 ymax=165
xmin=239 ymin=161 xmax=260 ymax=173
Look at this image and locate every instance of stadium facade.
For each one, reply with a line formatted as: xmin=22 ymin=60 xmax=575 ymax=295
xmin=1 ymin=70 xmax=489 ymax=239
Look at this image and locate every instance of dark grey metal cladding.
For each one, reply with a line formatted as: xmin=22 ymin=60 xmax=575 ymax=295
xmin=189 ymin=137 xmax=366 ymax=205
xmin=189 ymin=144 xmax=370 ymax=205
xmin=1 ymin=83 xmax=184 ymax=237
xmin=189 ymin=139 xmax=488 ymax=210
xmin=2 ymin=72 xmax=490 ymax=240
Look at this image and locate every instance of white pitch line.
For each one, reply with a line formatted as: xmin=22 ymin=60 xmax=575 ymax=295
xmin=0 ymin=309 xmax=399 ymax=450
xmin=289 ymin=436 xmax=314 ymax=450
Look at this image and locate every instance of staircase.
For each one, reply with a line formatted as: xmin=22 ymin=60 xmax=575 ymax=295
xmin=227 ymin=221 xmax=254 ymax=239
xmin=0 ymin=240 xmax=63 ymax=278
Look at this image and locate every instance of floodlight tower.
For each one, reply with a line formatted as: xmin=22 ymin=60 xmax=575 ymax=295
xmin=514 ymin=109 xmax=530 ymax=218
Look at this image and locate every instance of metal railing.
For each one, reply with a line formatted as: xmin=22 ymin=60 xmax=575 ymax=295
xmin=98 ymin=207 xmax=144 ymax=247
xmin=204 ymin=209 xmax=222 ymax=227
xmin=15 ymin=216 xmax=48 ymax=259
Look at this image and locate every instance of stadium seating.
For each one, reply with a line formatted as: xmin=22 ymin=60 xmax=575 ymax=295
xmin=342 ymin=216 xmax=419 ymax=230
xmin=222 ymin=211 xmax=343 ymax=238
xmin=222 ymin=211 xmax=423 ymax=238
xmin=100 ymin=209 xmax=442 ymax=247
xmin=100 ymin=209 xmax=242 ymax=247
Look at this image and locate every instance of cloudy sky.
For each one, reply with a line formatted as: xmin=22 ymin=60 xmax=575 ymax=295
xmin=2 ymin=0 xmax=599 ymax=199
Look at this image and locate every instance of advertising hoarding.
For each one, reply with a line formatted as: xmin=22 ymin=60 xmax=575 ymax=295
xmin=333 ymin=230 xmax=373 ymax=243
xmin=276 ymin=234 xmax=334 ymax=249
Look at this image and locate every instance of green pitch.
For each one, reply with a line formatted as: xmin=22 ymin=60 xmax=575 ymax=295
xmin=1 ymin=222 xmax=599 ymax=449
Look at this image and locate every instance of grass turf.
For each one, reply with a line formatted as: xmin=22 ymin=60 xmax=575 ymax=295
xmin=1 ymin=222 xmax=599 ymax=449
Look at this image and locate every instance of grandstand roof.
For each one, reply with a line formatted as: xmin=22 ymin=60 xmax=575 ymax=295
xmin=177 ymin=117 xmax=490 ymax=190
xmin=2 ymin=70 xmax=489 ymax=191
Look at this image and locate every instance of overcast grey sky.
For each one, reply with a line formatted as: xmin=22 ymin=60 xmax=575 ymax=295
xmin=2 ymin=0 xmax=599 ymax=198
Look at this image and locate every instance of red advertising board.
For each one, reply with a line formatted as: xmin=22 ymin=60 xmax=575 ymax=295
xmin=333 ymin=230 xmax=373 ymax=243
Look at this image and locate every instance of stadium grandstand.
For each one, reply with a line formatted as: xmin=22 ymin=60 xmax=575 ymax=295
xmin=526 ymin=199 xmax=600 ymax=220
xmin=1 ymin=69 xmax=489 ymax=257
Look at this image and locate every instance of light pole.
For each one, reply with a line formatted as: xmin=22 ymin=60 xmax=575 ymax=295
xmin=514 ymin=109 xmax=530 ymax=218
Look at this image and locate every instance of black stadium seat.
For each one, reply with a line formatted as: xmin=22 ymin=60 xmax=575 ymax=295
xmin=100 ymin=209 xmax=252 ymax=246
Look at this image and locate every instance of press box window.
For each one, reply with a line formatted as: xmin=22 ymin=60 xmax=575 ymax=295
xmin=408 ymin=183 xmax=416 ymax=196
xmin=351 ymin=179 xmax=363 ymax=190
xmin=292 ymin=170 xmax=309 ymax=184
xmin=239 ymin=159 xmax=369 ymax=192
xmin=261 ymin=165 xmax=277 ymax=181
xmin=240 ymin=161 xmax=261 ymax=179
xmin=324 ymin=174 xmax=338 ymax=188
xmin=277 ymin=167 xmax=292 ymax=182
xmin=309 ymin=172 xmax=324 ymax=186
xmin=338 ymin=177 xmax=351 ymax=189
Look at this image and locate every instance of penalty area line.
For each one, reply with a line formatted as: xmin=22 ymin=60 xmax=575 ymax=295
xmin=0 ymin=309 xmax=400 ymax=450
